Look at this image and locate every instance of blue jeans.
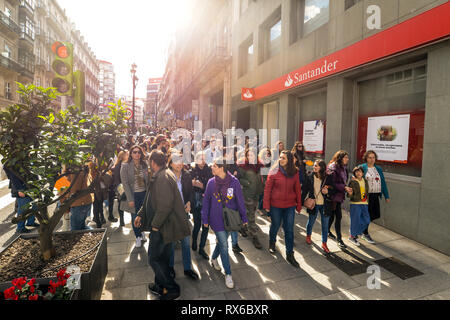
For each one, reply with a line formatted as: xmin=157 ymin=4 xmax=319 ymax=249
xmin=269 ymin=206 xmax=295 ymax=254
xmin=169 ymin=236 xmax=192 ymax=271
xmin=212 ymin=231 xmax=232 ymax=275
xmin=349 ymin=204 xmax=371 ymax=237
xmin=16 ymin=197 xmax=36 ymax=231
xmin=231 ymin=231 xmax=238 ymax=246
xmin=131 ymin=191 xmax=146 ymax=238
xmin=306 ymin=205 xmax=330 ymax=243
xmin=70 ymin=204 xmax=93 ymax=231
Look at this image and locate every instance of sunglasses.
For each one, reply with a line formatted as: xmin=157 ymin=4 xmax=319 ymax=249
xmin=132 ymin=151 xmax=142 ymax=155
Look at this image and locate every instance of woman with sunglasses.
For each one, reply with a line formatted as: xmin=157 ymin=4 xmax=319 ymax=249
xmin=292 ymin=141 xmax=307 ymax=185
xmin=120 ymin=145 xmax=149 ymax=248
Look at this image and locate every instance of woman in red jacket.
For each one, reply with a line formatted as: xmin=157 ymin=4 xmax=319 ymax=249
xmin=264 ymin=150 xmax=302 ymax=268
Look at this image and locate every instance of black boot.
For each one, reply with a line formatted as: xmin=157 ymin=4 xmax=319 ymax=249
xmin=119 ymin=212 xmax=125 ymax=226
xmin=108 ymin=214 xmax=118 ymax=223
xmin=286 ymin=252 xmax=300 ymax=268
xmin=269 ymin=241 xmax=276 ymax=254
xmin=192 ymin=239 xmax=198 ymax=252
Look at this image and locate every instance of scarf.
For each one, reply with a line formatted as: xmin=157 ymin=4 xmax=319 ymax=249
xmin=214 ymin=172 xmax=233 ymax=203
xmin=238 ymin=160 xmax=264 ymax=173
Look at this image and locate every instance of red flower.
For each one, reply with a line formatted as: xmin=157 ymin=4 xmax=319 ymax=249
xmin=57 ymin=269 xmax=67 ymax=281
xmin=28 ymin=294 xmax=39 ymax=301
xmin=12 ymin=277 xmax=27 ymax=290
xmin=29 ymin=285 xmax=35 ymax=293
xmin=27 ymin=278 xmax=36 ymax=287
xmin=3 ymin=287 xmax=18 ymax=300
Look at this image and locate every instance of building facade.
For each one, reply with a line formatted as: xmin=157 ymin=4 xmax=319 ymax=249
xmin=231 ymin=0 xmax=450 ymax=255
xmin=0 ymin=0 xmax=36 ymax=110
xmin=145 ymin=77 xmax=161 ymax=126
xmin=98 ymin=59 xmax=115 ymax=118
xmin=1 ymin=0 xmax=99 ymax=112
xmin=158 ymin=0 xmax=232 ymax=131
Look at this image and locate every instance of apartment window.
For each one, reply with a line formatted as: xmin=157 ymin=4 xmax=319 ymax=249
xmin=259 ymin=7 xmax=282 ymax=64
xmin=238 ymin=35 xmax=254 ymax=77
xmin=3 ymin=44 xmax=12 ymax=58
xmin=4 ymin=7 xmax=12 ymax=18
xmin=345 ymin=0 xmax=362 ymax=10
xmin=5 ymin=82 xmax=12 ymax=100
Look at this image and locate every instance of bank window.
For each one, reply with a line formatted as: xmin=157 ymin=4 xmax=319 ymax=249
xmin=259 ymin=7 xmax=282 ymax=64
xmin=290 ymin=0 xmax=329 ymax=43
xmin=357 ymin=63 xmax=427 ymax=178
xmin=303 ymin=0 xmax=329 ymax=36
xmin=345 ymin=0 xmax=362 ymax=10
xmin=239 ymin=35 xmax=254 ymax=77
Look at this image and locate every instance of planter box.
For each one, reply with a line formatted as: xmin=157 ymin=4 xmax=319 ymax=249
xmin=0 ymin=229 xmax=108 ymax=300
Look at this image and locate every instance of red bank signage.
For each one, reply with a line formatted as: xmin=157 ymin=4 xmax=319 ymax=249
xmin=241 ymin=2 xmax=450 ymax=101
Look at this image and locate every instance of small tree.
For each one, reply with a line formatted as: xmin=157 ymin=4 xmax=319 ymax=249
xmin=0 ymin=84 xmax=127 ymax=261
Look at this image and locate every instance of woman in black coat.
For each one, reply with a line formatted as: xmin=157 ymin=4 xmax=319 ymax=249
xmin=301 ymin=160 xmax=331 ymax=253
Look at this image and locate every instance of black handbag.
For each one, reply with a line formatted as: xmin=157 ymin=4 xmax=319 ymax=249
xmin=220 ymin=193 xmax=243 ymax=232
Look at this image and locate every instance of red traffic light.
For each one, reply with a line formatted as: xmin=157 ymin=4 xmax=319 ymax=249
xmin=52 ymin=41 xmax=70 ymax=59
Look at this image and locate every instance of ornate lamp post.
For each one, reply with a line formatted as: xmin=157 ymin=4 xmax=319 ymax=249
xmin=130 ymin=63 xmax=138 ymax=133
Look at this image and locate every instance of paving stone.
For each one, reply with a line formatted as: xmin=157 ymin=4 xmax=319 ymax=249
xmin=314 ymin=290 xmax=357 ymax=300
xmin=108 ymin=241 xmax=132 ymax=256
xmin=120 ymin=266 xmax=155 ymax=288
xmin=103 ymin=284 xmax=148 ymax=300
xmin=108 ymin=252 xmax=148 ymax=271
xmin=347 ymin=283 xmax=403 ymax=300
xmin=102 ymin=269 xmax=125 ymax=290
xmin=224 ymin=285 xmax=275 ymax=300
xmin=309 ymin=268 xmax=362 ymax=296
xmin=382 ymin=238 xmax=428 ymax=254
xmin=266 ymin=276 xmax=325 ymax=300
xmin=418 ymin=289 xmax=450 ymax=300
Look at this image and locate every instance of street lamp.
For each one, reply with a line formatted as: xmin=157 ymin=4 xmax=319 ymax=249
xmin=130 ymin=63 xmax=139 ymax=133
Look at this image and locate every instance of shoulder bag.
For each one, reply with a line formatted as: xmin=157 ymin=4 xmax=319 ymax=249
xmin=304 ymin=178 xmax=325 ymax=211
xmin=220 ymin=192 xmax=243 ymax=232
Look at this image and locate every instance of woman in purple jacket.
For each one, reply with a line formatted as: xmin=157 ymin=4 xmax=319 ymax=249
xmin=324 ymin=150 xmax=353 ymax=249
xmin=202 ymin=157 xmax=248 ymax=289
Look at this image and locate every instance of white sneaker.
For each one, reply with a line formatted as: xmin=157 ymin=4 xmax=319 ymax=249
xmin=348 ymin=236 xmax=360 ymax=246
xmin=211 ymin=259 xmax=221 ymax=271
xmin=141 ymin=233 xmax=147 ymax=242
xmin=135 ymin=237 xmax=142 ymax=248
xmin=225 ymin=275 xmax=234 ymax=289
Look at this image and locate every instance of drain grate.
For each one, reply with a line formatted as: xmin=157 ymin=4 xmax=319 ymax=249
xmin=326 ymin=250 xmax=371 ymax=276
xmin=374 ymin=257 xmax=424 ymax=280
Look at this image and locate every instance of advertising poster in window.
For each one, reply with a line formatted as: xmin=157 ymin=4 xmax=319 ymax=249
xmin=303 ymin=120 xmax=325 ymax=153
xmin=366 ymin=115 xmax=411 ymax=163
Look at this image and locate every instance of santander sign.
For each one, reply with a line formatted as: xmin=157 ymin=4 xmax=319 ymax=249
xmin=285 ymin=60 xmax=339 ymax=88
xmin=241 ymin=2 xmax=450 ymax=102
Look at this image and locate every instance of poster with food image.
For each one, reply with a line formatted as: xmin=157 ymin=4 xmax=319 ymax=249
xmin=366 ymin=114 xmax=410 ymax=163
xmin=303 ymin=120 xmax=325 ymax=153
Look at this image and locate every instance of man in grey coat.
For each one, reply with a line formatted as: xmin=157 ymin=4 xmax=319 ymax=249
xmin=135 ymin=150 xmax=191 ymax=300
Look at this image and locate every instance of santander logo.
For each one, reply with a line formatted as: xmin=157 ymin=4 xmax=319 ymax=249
xmin=284 ymin=59 xmax=339 ymax=89
xmin=285 ymin=74 xmax=294 ymax=88
xmin=243 ymin=89 xmax=253 ymax=99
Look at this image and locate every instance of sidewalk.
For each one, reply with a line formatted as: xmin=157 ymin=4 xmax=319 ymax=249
xmin=100 ymin=208 xmax=450 ymax=300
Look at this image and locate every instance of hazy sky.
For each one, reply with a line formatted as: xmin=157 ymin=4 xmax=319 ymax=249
xmin=58 ymin=0 xmax=191 ymax=98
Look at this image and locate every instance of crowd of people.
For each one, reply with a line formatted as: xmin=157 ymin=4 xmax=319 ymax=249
xmin=5 ymin=126 xmax=391 ymax=300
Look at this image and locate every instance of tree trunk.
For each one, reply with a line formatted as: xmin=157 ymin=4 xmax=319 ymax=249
xmin=39 ymin=223 xmax=55 ymax=261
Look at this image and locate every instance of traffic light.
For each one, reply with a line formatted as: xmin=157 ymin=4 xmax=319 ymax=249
xmin=51 ymin=41 xmax=74 ymax=96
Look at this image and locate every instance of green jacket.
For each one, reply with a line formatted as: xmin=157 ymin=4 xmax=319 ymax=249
xmin=347 ymin=178 xmax=370 ymax=203
xmin=238 ymin=166 xmax=264 ymax=201
xmin=138 ymin=168 xmax=191 ymax=244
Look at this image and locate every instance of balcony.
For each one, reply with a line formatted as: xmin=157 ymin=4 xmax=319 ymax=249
xmin=0 ymin=10 xmax=21 ymax=38
xmin=0 ymin=54 xmax=23 ymax=74
xmin=172 ymin=45 xmax=230 ymax=107
xmin=19 ymin=1 xmax=34 ymax=17
xmin=19 ymin=30 xmax=35 ymax=47
xmin=35 ymin=0 xmax=46 ymax=14
xmin=18 ymin=48 xmax=35 ymax=80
